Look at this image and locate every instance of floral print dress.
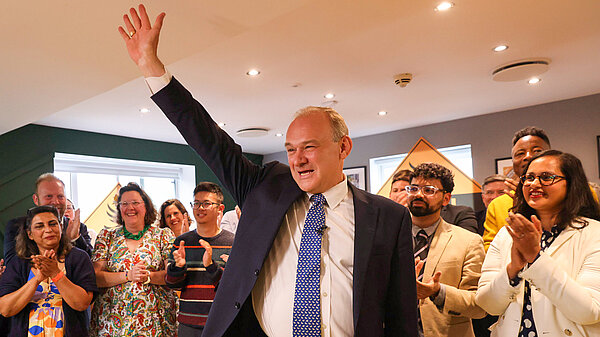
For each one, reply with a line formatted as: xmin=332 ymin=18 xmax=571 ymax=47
xmin=90 ymin=225 xmax=178 ymax=337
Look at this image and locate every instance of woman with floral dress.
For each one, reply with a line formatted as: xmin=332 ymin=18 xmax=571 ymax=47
xmin=90 ymin=183 xmax=177 ymax=336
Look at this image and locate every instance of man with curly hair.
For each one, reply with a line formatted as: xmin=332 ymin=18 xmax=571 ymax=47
xmin=408 ymin=163 xmax=486 ymax=337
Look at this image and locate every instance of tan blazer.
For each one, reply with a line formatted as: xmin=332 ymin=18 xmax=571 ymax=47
xmin=420 ymin=219 xmax=487 ymax=337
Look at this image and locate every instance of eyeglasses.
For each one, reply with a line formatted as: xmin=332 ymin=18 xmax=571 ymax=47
xmin=117 ymin=200 xmax=144 ymax=208
xmin=405 ymin=185 xmax=444 ymax=196
xmin=190 ymin=201 xmax=220 ymax=210
xmin=520 ymin=172 xmax=566 ymax=186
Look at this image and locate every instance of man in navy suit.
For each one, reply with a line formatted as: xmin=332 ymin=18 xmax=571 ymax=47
xmin=118 ymin=5 xmax=417 ymax=336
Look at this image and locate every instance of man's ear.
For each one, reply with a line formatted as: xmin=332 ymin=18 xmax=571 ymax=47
xmin=442 ymin=192 xmax=452 ymax=207
xmin=32 ymin=193 xmax=40 ymax=206
xmin=339 ymin=135 xmax=353 ymax=160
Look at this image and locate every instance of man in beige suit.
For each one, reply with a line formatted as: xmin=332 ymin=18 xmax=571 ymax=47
xmin=406 ymin=163 xmax=486 ymax=337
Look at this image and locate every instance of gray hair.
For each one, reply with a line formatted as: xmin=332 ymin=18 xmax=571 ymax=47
xmin=482 ymin=174 xmax=506 ymax=189
xmin=294 ymin=106 xmax=349 ymax=142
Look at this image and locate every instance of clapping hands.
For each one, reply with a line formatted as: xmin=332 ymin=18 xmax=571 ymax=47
xmin=506 ymin=212 xmax=543 ymax=278
xmin=30 ymin=250 xmax=61 ymax=283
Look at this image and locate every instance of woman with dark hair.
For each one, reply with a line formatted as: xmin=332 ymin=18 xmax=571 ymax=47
xmin=90 ymin=183 xmax=177 ymax=336
xmin=159 ymin=199 xmax=192 ymax=237
xmin=0 ymin=205 xmax=98 ymax=336
xmin=476 ymin=150 xmax=600 ymax=336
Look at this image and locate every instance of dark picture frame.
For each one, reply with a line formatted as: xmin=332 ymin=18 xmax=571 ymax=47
xmin=343 ymin=166 xmax=367 ymax=190
xmin=495 ymin=157 xmax=513 ymax=176
xmin=597 ymin=136 xmax=600 ymax=178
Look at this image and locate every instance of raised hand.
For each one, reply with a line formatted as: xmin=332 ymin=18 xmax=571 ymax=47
xmin=65 ymin=208 xmax=81 ymax=241
xmin=504 ymin=177 xmax=519 ymax=199
xmin=0 ymin=259 xmax=5 ymax=280
xmin=129 ymin=262 xmax=149 ymax=283
xmin=173 ymin=241 xmax=187 ymax=268
xmin=506 ymin=212 xmax=542 ymax=263
xmin=199 ymin=239 xmax=213 ymax=268
xmin=118 ymin=4 xmax=166 ymax=77
xmin=35 ymin=250 xmax=61 ymax=279
xmin=416 ymin=271 xmax=442 ymax=300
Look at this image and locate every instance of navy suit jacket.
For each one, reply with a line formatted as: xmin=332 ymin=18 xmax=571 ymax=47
xmin=152 ymin=78 xmax=418 ymax=336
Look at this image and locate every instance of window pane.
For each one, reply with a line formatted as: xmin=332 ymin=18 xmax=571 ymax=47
xmin=142 ymin=177 xmax=177 ymax=209
xmin=118 ymin=176 xmax=141 ymax=186
xmin=76 ymin=173 xmax=118 ymax=220
xmin=369 ymin=145 xmax=473 ymax=193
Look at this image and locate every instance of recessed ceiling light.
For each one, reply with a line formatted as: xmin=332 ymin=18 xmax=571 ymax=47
xmin=528 ymin=77 xmax=541 ymax=84
xmin=378 ymin=111 xmax=387 ymax=116
xmin=246 ymin=69 xmax=260 ymax=76
xmin=276 ymin=133 xmax=284 ymax=137
xmin=139 ymin=108 xmax=150 ymax=113
xmin=493 ymin=45 xmax=509 ymax=52
xmin=324 ymin=93 xmax=335 ymax=99
xmin=435 ymin=2 xmax=454 ymax=11
xmin=217 ymin=122 xmax=226 ymax=127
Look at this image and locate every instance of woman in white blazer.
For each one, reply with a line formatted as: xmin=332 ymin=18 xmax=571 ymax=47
xmin=476 ymin=150 xmax=600 ymax=337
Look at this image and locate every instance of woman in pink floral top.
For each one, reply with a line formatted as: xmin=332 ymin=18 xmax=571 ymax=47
xmin=90 ymin=183 xmax=177 ymax=336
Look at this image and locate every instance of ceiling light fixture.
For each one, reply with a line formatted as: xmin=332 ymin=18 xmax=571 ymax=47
xmin=378 ymin=111 xmax=387 ymax=116
xmin=217 ymin=122 xmax=226 ymax=127
xmin=246 ymin=69 xmax=260 ymax=76
xmin=493 ymin=45 xmax=508 ymax=52
xmin=324 ymin=93 xmax=335 ymax=99
xmin=528 ymin=77 xmax=541 ymax=85
xmin=276 ymin=133 xmax=284 ymax=137
xmin=435 ymin=2 xmax=454 ymax=11
xmin=139 ymin=108 xmax=150 ymax=113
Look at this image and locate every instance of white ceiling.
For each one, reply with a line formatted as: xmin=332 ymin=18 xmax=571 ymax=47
xmin=2 ymin=0 xmax=600 ymax=155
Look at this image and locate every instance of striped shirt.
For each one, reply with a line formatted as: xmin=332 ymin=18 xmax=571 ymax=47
xmin=166 ymin=229 xmax=234 ymax=329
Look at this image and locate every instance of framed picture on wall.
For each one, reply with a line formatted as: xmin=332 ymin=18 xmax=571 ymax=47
xmin=495 ymin=157 xmax=513 ymax=176
xmin=344 ymin=166 xmax=366 ymax=190
xmin=597 ymin=136 xmax=600 ymax=178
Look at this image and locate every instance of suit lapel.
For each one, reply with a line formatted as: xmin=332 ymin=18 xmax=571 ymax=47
xmin=423 ymin=220 xmax=452 ymax=280
xmin=545 ymin=225 xmax=578 ymax=257
xmin=350 ymin=183 xmax=378 ymax=328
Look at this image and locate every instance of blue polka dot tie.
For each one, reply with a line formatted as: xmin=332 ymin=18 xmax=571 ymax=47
xmin=293 ymin=193 xmax=326 ymax=337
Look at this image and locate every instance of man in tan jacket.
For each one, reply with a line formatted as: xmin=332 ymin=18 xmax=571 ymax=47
xmin=406 ymin=163 xmax=486 ymax=337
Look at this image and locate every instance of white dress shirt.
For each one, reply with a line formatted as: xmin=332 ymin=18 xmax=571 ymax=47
xmin=252 ymin=177 xmax=355 ymax=337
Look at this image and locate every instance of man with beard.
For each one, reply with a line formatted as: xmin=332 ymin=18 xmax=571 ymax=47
xmin=408 ymin=163 xmax=486 ymax=337
xmin=3 ymin=173 xmax=93 ymax=264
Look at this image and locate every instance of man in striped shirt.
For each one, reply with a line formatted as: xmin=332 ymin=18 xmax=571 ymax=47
xmin=166 ymin=182 xmax=234 ymax=336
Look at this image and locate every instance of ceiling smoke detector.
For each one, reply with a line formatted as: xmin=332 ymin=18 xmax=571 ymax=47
xmin=492 ymin=58 xmax=550 ymax=82
xmin=393 ymin=73 xmax=413 ymax=87
xmin=236 ymin=127 xmax=269 ymax=137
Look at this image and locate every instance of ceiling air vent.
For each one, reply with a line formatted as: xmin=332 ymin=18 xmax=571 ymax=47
xmin=236 ymin=127 xmax=269 ymax=138
xmin=492 ymin=59 xmax=550 ymax=82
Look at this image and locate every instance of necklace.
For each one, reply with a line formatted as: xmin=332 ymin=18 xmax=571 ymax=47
xmin=123 ymin=223 xmax=151 ymax=240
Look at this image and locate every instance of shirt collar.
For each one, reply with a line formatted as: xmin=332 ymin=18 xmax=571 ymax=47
xmin=411 ymin=217 xmax=441 ymax=238
xmin=307 ymin=176 xmax=348 ymax=209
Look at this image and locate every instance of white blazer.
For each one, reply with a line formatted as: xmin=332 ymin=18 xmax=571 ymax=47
xmin=476 ymin=217 xmax=600 ymax=337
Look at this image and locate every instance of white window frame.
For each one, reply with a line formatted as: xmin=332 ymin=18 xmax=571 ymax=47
xmin=53 ymin=152 xmax=196 ymax=218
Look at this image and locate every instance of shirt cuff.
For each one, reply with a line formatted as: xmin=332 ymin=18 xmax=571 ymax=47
xmin=430 ymin=284 xmax=446 ymax=310
xmin=145 ymin=68 xmax=173 ymax=94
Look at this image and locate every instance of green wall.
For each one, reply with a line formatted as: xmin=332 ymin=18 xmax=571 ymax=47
xmin=0 ymin=124 xmax=263 ymax=257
